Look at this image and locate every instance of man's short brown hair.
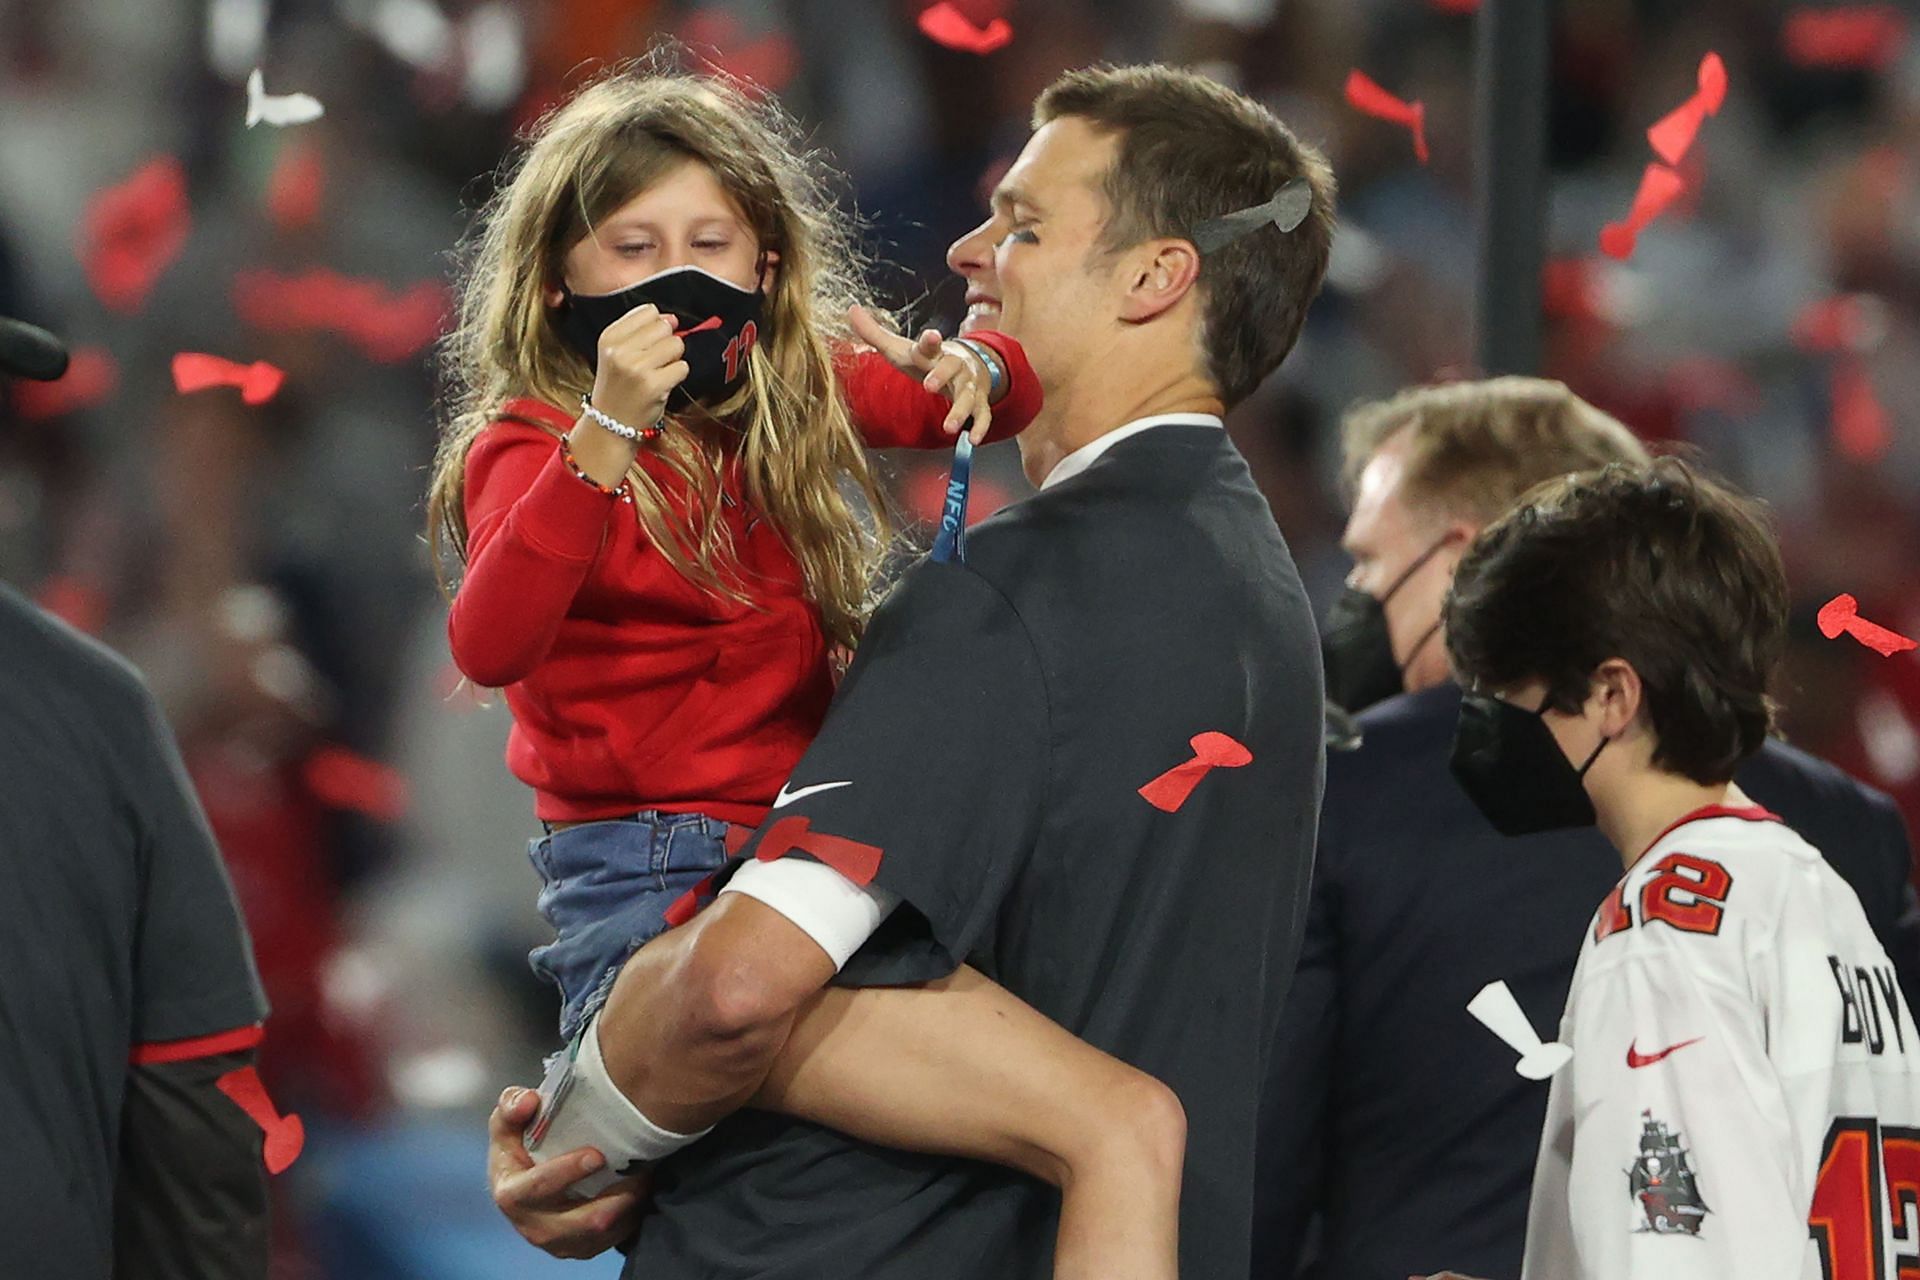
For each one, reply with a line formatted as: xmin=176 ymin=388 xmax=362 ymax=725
xmin=1444 ymin=459 xmax=1787 ymax=785
xmin=1340 ymin=377 xmax=1651 ymax=526
xmin=1033 ymin=65 xmax=1334 ymax=408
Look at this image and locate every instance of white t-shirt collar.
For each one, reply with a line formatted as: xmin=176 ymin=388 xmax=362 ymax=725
xmin=1039 ymin=413 xmax=1225 ymax=490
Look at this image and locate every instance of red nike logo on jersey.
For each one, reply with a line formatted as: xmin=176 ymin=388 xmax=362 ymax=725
xmin=1626 ymin=1037 xmax=1703 ymax=1068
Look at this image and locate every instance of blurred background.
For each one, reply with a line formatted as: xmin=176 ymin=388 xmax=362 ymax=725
xmin=0 ymin=0 xmax=1915 ymax=1275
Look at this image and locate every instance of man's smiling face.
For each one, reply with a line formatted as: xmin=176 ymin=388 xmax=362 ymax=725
xmin=945 ymin=117 xmax=1122 ymax=391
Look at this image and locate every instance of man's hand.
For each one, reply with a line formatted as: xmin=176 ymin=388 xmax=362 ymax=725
xmin=488 ymin=1086 xmax=648 ymax=1259
xmin=849 ymin=304 xmax=997 ymax=443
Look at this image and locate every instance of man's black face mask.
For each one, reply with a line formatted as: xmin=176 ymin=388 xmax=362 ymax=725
xmin=1321 ymin=535 xmax=1448 ymax=714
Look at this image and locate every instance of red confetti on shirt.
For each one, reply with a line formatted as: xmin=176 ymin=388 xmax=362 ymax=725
xmin=9 ymin=346 xmax=120 ymax=421
xmin=231 ymin=268 xmax=449 ymax=363
xmin=216 ymin=1065 xmax=305 ymax=1174
xmin=1646 ymin=52 xmax=1727 ymax=167
xmin=917 ymin=2 xmax=1014 ymax=55
xmin=172 ymin=352 xmax=286 ymax=405
xmin=77 ymin=156 xmax=191 ymax=313
xmin=1818 ymin=593 xmax=1918 ymax=656
xmin=755 ymin=814 xmax=885 ymax=886
xmin=673 ymin=315 xmax=723 ymax=338
xmin=1345 ymin=71 xmax=1429 ymax=164
xmin=663 ymin=871 xmax=725 ymax=929
xmin=302 ymin=746 xmax=411 ymax=821
xmin=1139 ymin=731 xmax=1254 ymax=813
xmin=1782 ymin=7 xmax=1908 ymax=71
xmin=1599 ymin=164 xmax=1685 ymax=260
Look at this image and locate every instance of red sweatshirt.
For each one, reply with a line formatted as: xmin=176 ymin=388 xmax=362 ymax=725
xmin=448 ymin=334 xmax=1039 ymax=825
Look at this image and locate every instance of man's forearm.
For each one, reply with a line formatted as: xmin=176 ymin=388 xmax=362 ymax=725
xmin=593 ymin=894 xmax=837 ymax=1133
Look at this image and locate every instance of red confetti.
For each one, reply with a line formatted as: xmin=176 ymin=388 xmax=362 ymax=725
xmin=1782 ymin=7 xmax=1908 ymax=71
xmin=755 ymin=814 xmax=885 ymax=886
xmin=1818 ymin=594 xmax=1917 ymax=656
xmin=1646 ymin=52 xmax=1727 ymax=168
xmin=35 ymin=575 xmax=109 ymax=635
xmin=673 ymin=315 xmax=723 ymax=338
xmin=679 ymin=10 xmax=799 ymax=93
xmin=171 ymin=353 xmax=285 ymax=405
xmin=216 ymin=1065 xmax=305 ymax=1175
xmin=1139 ymin=731 xmax=1254 ymax=813
xmin=265 ymin=138 xmax=326 ymax=232
xmin=77 ymin=156 xmax=191 ymax=313
xmin=10 ymin=347 xmax=119 ymax=421
xmin=301 ymin=746 xmax=411 ymax=821
xmin=1344 ymin=71 xmax=1429 ymax=164
xmin=1793 ymin=294 xmax=1884 ymax=353
xmin=231 ymin=268 xmax=448 ymax=363
xmin=1542 ymin=259 xmax=1604 ymax=324
xmin=1665 ymin=356 xmax=1763 ymax=416
xmin=663 ymin=870 xmax=724 ymax=929
xmin=1599 ymin=164 xmax=1685 ymax=260
xmin=917 ymin=2 xmax=1014 ymax=55
xmin=1829 ymin=356 xmax=1892 ymax=463
xmin=1796 ymin=296 xmax=1862 ymax=352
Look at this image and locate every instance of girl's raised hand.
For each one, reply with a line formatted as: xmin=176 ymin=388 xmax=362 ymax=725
xmin=848 ymin=305 xmax=998 ymax=445
xmin=590 ymin=303 xmax=689 ymax=436
xmin=849 ymin=304 xmax=942 ymax=375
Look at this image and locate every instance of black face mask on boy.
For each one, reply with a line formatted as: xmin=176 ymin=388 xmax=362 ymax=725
xmin=1450 ymin=690 xmax=1610 ymax=836
xmin=555 ymin=264 xmax=765 ymax=410
xmin=1320 ymin=535 xmax=1449 ymax=713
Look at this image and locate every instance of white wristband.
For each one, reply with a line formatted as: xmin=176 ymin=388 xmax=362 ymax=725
xmin=720 ymin=856 xmax=899 ymax=970
xmin=579 ymin=395 xmax=661 ymax=442
xmin=526 ymin=1013 xmax=710 ymax=1199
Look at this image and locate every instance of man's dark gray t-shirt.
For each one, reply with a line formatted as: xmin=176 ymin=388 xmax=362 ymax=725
xmin=625 ymin=422 xmax=1326 ymax=1278
xmin=0 ymin=584 xmax=266 ymax=1279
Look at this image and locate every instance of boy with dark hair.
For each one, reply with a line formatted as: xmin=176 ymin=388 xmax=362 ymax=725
xmin=1436 ymin=458 xmax=1920 ymax=1279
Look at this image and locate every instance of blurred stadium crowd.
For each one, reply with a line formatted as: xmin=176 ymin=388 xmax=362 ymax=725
xmin=0 ymin=0 xmax=1916 ymax=1274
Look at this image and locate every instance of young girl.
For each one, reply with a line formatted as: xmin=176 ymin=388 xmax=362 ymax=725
xmin=428 ymin=61 xmax=1181 ymax=1279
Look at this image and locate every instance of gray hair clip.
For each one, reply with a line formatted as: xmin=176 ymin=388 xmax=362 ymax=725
xmin=1189 ymin=178 xmax=1313 ymax=255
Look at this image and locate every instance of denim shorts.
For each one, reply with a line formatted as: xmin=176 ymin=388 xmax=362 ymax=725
xmin=527 ymin=811 xmax=736 ymax=1044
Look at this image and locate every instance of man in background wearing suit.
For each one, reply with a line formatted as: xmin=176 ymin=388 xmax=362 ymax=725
xmin=1253 ymin=376 xmax=1919 ymax=1280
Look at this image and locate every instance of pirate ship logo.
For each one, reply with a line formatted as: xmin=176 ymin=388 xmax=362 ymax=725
xmin=1626 ymin=1109 xmax=1709 ymax=1235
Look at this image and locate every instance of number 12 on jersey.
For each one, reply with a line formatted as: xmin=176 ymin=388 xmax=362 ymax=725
xmin=1809 ymin=1116 xmax=1920 ymax=1279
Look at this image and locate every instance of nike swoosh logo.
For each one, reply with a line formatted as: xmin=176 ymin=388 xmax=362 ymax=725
xmin=1626 ymin=1036 xmax=1703 ymax=1069
xmin=773 ymin=780 xmax=853 ymax=808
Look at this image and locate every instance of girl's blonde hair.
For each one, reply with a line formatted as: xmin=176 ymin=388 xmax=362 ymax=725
xmin=427 ymin=53 xmax=894 ymax=650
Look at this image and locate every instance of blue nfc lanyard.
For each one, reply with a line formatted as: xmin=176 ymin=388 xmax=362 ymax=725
xmin=929 ymin=432 xmax=973 ymax=564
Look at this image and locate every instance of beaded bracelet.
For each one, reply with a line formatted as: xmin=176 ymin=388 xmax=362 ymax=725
xmin=559 ymin=436 xmax=632 ymax=501
xmin=579 ymin=394 xmax=665 ymax=442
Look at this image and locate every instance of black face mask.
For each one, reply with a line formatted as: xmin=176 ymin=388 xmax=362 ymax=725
xmin=554 ymin=265 xmax=765 ymax=410
xmin=1321 ymin=536 xmax=1448 ymax=713
xmin=1450 ymin=691 xmax=1610 ymax=836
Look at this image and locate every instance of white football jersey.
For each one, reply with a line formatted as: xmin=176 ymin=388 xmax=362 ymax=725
xmin=1522 ymin=804 xmax=1920 ymax=1280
